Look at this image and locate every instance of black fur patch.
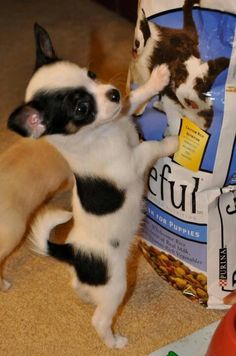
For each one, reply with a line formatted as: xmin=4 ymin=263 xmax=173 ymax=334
xmin=32 ymin=88 xmax=97 ymax=134
xmin=8 ymin=88 xmax=97 ymax=136
xmin=75 ymin=175 xmax=125 ymax=215
xmin=47 ymin=241 xmax=109 ymax=286
xmin=140 ymin=13 xmax=151 ymax=46
xmin=47 ymin=241 xmax=75 ymax=264
xmin=149 ymin=30 xmax=200 ymax=73
xmin=197 ymin=108 xmax=214 ymax=129
xmin=74 ymin=250 xmax=109 ymax=286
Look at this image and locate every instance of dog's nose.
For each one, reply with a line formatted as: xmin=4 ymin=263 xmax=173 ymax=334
xmin=106 ymin=89 xmax=120 ymax=103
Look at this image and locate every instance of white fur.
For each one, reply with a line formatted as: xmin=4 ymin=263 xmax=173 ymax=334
xmin=128 ymin=8 xmax=161 ymax=88
xmin=30 ymin=63 xmax=178 ymax=348
xmin=175 ymin=57 xmax=211 ymax=115
xmin=29 ymin=209 xmax=72 ymax=255
xmin=176 ymin=57 xmax=209 ymax=103
xmin=129 ymin=42 xmax=153 ymax=89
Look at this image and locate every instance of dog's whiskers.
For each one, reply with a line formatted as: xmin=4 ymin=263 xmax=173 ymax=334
xmin=108 ymin=72 xmax=126 ymax=85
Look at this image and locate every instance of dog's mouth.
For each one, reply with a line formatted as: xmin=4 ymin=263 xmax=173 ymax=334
xmin=111 ymin=104 xmax=122 ymax=120
xmin=132 ymin=48 xmax=138 ymax=59
xmin=184 ymin=98 xmax=199 ymax=110
xmin=91 ymin=105 xmax=121 ymax=130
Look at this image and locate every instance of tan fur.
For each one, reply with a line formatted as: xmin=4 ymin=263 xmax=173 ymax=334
xmin=0 ymin=137 xmax=74 ymax=290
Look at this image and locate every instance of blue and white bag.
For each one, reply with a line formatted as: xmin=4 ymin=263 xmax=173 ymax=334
xmin=129 ymin=0 xmax=236 ymax=308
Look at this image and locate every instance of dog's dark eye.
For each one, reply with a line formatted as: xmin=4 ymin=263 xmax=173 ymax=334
xmin=75 ymin=102 xmax=89 ymax=116
xmin=135 ymin=39 xmax=140 ymax=49
xmin=87 ymin=71 xmax=96 ymax=80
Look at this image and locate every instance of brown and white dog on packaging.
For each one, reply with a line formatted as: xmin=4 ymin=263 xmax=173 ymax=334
xmin=128 ymin=0 xmax=229 ymax=135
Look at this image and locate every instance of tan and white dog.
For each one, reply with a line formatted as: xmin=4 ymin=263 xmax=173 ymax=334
xmin=0 ymin=137 xmax=74 ymax=291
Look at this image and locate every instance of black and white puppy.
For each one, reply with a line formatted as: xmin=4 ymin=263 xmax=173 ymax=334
xmin=8 ymin=24 xmax=179 ymax=348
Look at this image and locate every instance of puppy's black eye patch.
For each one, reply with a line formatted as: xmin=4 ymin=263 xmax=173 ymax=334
xmin=87 ymin=70 xmax=96 ymax=80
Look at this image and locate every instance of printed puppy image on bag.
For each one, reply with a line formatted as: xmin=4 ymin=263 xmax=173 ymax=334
xmin=128 ymin=0 xmax=236 ymax=308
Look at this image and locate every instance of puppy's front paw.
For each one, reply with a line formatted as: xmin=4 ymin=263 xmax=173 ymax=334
xmin=105 ymin=334 xmax=128 ymax=349
xmin=164 ymin=135 xmax=179 ymax=155
xmin=149 ymin=64 xmax=170 ymax=94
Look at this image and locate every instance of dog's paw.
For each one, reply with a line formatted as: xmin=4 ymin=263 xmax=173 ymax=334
xmin=113 ymin=334 xmax=128 ymax=349
xmin=105 ymin=334 xmax=128 ymax=349
xmin=163 ymin=135 xmax=179 ymax=154
xmin=0 ymin=278 xmax=11 ymax=291
xmin=149 ymin=64 xmax=170 ymax=94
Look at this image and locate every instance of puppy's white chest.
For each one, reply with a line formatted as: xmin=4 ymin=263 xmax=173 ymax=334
xmin=46 ymin=120 xmax=138 ymax=184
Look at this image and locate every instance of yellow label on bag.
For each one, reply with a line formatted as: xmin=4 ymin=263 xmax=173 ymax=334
xmin=173 ymin=118 xmax=210 ymax=172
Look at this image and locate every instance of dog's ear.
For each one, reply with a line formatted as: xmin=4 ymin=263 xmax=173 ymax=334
xmin=139 ymin=9 xmax=151 ymax=45
xmin=7 ymin=104 xmax=46 ymax=138
xmin=34 ymin=23 xmax=58 ymax=70
xmin=207 ymin=57 xmax=230 ymax=85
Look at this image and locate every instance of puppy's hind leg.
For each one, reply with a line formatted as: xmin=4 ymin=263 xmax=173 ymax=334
xmin=0 ymin=220 xmax=25 ymax=291
xmin=91 ymin=278 xmax=127 ymax=348
xmin=71 ymin=270 xmax=93 ymax=304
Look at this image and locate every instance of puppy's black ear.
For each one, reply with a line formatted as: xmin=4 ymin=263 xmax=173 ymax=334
xmin=139 ymin=9 xmax=151 ymax=45
xmin=7 ymin=104 xmax=46 ymax=138
xmin=34 ymin=23 xmax=59 ymax=70
xmin=208 ymin=57 xmax=230 ymax=84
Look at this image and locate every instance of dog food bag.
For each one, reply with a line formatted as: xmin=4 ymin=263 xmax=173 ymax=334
xmin=129 ymin=0 xmax=236 ymax=308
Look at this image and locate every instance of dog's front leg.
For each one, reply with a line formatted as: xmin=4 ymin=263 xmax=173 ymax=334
xmin=91 ymin=278 xmax=127 ymax=348
xmin=133 ymin=136 xmax=179 ymax=176
xmin=162 ymin=96 xmax=183 ymax=136
xmin=0 ymin=220 xmax=26 ymax=291
xmin=123 ymin=64 xmax=170 ymax=116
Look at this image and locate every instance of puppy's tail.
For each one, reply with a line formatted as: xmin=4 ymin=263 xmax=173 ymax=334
xmin=29 ymin=208 xmax=72 ymax=256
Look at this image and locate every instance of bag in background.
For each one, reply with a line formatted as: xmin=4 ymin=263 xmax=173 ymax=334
xmin=128 ymin=0 xmax=236 ymax=308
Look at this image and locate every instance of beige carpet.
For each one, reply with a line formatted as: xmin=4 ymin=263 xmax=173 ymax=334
xmin=0 ymin=0 xmax=224 ymax=355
